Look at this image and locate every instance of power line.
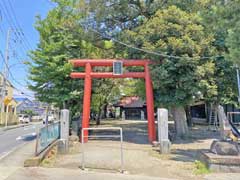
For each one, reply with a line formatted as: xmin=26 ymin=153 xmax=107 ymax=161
xmin=44 ymin=0 xmax=55 ymax=7
xmin=13 ymin=87 xmax=35 ymax=98
xmin=79 ymin=21 xmax=223 ymax=60
xmin=0 ymin=1 xmax=30 ymax=70
xmin=7 ymin=0 xmax=34 ymax=50
xmin=0 ymin=49 xmax=34 ymax=98
xmin=0 ymin=1 xmax=33 ymax=53
xmin=2 ymin=0 xmax=32 ymax=50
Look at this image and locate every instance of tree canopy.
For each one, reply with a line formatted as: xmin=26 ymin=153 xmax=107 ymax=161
xmin=29 ymin=0 xmax=240 ymax=135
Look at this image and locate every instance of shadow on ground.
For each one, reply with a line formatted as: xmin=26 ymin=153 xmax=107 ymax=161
xmin=90 ymin=120 xmax=150 ymax=144
xmin=90 ymin=119 xmax=220 ymax=145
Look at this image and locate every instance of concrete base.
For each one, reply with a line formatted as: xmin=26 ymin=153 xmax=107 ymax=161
xmin=199 ymin=150 xmax=240 ymax=173
xmin=58 ymin=139 xmax=69 ymax=154
xmin=24 ymin=156 xmax=41 ymax=167
xmin=24 ymin=140 xmax=60 ymax=167
xmin=160 ymin=140 xmax=171 ymax=154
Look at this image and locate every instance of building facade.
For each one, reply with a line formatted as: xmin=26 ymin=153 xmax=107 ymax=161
xmin=114 ymin=96 xmax=146 ymax=120
xmin=0 ymin=74 xmax=18 ymax=125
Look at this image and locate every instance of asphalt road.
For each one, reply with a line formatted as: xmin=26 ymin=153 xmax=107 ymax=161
xmin=0 ymin=122 xmax=43 ymax=159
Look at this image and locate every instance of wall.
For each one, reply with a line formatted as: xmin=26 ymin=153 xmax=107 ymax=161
xmin=0 ymin=112 xmax=18 ymax=125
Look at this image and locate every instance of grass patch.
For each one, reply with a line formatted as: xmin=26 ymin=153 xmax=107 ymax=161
xmin=194 ymin=160 xmax=211 ymax=175
xmin=148 ymin=149 xmax=171 ymax=160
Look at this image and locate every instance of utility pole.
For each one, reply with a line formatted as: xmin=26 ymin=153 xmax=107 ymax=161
xmin=1 ymin=28 xmax=11 ymax=127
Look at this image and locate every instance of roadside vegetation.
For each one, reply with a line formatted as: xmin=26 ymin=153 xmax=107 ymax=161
xmin=194 ymin=160 xmax=211 ymax=175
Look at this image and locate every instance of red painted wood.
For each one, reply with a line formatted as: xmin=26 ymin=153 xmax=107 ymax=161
xmin=69 ymin=59 xmax=150 ymax=67
xmin=70 ymin=72 xmax=145 ymax=79
xmin=145 ymin=64 xmax=156 ymax=142
xmin=81 ymin=63 xmax=92 ymax=142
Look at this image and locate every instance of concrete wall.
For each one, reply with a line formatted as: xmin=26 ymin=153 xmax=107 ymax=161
xmin=0 ymin=112 xmax=18 ymax=125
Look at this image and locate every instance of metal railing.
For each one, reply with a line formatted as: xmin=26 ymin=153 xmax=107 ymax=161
xmin=81 ymin=127 xmax=124 ymax=173
xmin=35 ymin=121 xmax=60 ymax=156
xmin=227 ymin=112 xmax=240 ymax=125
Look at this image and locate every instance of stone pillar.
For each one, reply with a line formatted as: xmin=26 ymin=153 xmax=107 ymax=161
xmin=122 ymin=110 xmax=125 ymax=120
xmin=59 ymin=109 xmax=69 ymax=154
xmin=217 ymin=105 xmax=231 ymax=140
xmin=141 ymin=110 xmax=145 ymax=120
xmin=157 ymin=108 xmax=171 ymax=154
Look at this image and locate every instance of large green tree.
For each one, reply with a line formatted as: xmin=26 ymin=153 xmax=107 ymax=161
xmin=124 ymin=6 xmax=215 ymax=136
xmin=29 ymin=0 xmax=117 ymax=115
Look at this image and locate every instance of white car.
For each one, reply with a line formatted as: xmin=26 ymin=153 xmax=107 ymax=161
xmin=18 ymin=114 xmax=24 ymax=123
xmin=43 ymin=115 xmax=55 ymax=124
xmin=19 ymin=114 xmax=30 ymax=123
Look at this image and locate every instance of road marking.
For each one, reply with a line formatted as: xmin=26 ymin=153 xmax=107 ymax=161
xmin=24 ymin=125 xmax=36 ymax=131
xmin=16 ymin=136 xmax=23 ymax=141
xmin=16 ymin=133 xmax=37 ymax=141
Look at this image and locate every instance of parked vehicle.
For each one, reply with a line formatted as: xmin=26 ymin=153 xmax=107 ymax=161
xmin=31 ymin=115 xmax=42 ymax=122
xmin=19 ymin=114 xmax=30 ymax=123
xmin=43 ymin=115 xmax=55 ymax=124
xmin=18 ymin=114 xmax=24 ymax=123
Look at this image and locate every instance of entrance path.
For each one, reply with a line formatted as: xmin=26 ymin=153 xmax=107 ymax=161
xmin=5 ymin=167 xmax=176 ymax=180
xmin=54 ymin=120 xmax=224 ymax=180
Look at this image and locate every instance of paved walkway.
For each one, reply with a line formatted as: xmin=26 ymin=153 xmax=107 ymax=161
xmin=0 ymin=142 xmax=35 ymax=180
xmin=5 ymin=167 xmax=176 ymax=180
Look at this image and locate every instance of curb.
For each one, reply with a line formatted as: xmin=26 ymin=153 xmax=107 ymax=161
xmin=0 ymin=123 xmax=32 ymax=132
xmin=24 ymin=139 xmax=61 ymax=167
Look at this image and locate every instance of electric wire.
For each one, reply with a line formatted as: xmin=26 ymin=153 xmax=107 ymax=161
xmin=0 ymin=0 xmax=32 ymax=51
xmin=0 ymin=0 xmax=32 ymax=70
xmin=7 ymin=0 xmax=34 ymax=50
xmin=79 ymin=21 xmax=223 ymax=60
xmin=0 ymin=50 xmax=34 ymax=98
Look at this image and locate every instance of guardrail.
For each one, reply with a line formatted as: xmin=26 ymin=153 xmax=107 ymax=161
xmin=227 ymin=112 xmax=240 ymax=125
xmin=35 ymin=121 xmax=60 ymax=156
xmin=81 ymin=127 xmax=124 ymax=173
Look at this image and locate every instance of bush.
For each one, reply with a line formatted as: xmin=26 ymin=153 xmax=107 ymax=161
xmin=194 ymin=160 xmax=211 ymax=175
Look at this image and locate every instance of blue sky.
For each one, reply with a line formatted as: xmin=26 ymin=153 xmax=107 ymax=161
xmin=0 ymin=0 xmax=54 ymax=99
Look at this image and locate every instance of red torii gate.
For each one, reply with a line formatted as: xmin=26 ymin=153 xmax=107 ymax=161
xmin=69 ymin=59 xmax=156 ymax=143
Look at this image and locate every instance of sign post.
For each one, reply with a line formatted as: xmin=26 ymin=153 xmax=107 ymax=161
xmin=157 ymin=108 xmax=171 ymax=154
xmin=59 ymin=109 xmax=70 ymax=153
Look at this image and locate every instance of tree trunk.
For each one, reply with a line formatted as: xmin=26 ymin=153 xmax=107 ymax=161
xmin=63 ymin=101 xmax=66 ymax=109
xmin=103 ymin=104 xmax=108 ymax=118
xmin=96 ymin=106 xmax=102 ymax=125
xmin=96 ymin=112 xmax=101 ymax=125
xmin=172 ymin=106 xmax=189 ymax=138
xmin=185 ymin=105 xmax=193 ymax=127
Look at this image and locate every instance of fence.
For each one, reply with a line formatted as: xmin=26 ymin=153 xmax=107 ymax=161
xmin=35 ymin=121 xmax=60 ymax=156
xmin=81 ymin=127 xmax=124 ymax=173
xmin=227 ymin=112 xmax=240 ymax=125
xmin=0 ymin=112 xmax=18 ymax=125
